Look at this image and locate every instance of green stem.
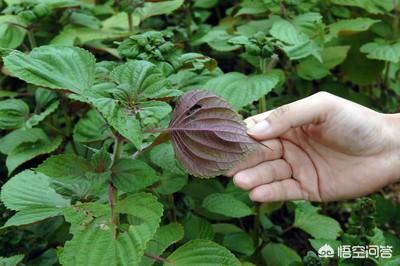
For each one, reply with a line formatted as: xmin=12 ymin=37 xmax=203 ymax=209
xmin=168 ymin=194 xmax=177 ymax=222
xmin=27 ymin=29 xmax=37 ymax=49
xmin=184 ymin=0 xmax=193 ymax=50
xmin=258 ymin=96 xmax=267 ymax=113
xmin=109 ymin=135 xmax=123 ymax=239
xmin=258 ymin=58 xmax=268 ymax=113
xmin=127 ymin=12 xmax=133 ymax=32
xmin=384 ymin=61 xmax=391 ymax=88
xmin=144 ymin=252 xmax=169 ymax=263
xmin=393 ymin=0 xmax=399 ymax=38
xmin=252 ymin=205 xmax=262 ymax=264
xmin=108 ymin=183 xmax=119 ymax=239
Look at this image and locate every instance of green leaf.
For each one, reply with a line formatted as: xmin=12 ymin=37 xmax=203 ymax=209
xmin=204 ymin=72 xmax=279 ymax=110
xmin=0 ymin=128 xmax=47 ymax=154
xmin=25 ymin=100 xmax=59 ymax=128
xmin=223 ymin=231 xmax=255 ymax=256
xmin=297 ymin=46 xmax=350 ymax=80
xmin=3 ymin=45 xmax=96 ymax=95
xmin=110 ymin=60 xmax=180 ymax=100
xmin=36 ymin=152 xmax=112 ymax=199
xmin=141 ymin=223 xmax=184 ymax=266
xmin=165 ymin=239 xmax=240 ymax=266
xmin=73 ymin=109 xmax=112 ymax=142
xmin=0 ymin=254 xmax=24 ymax=266
xmin=149 ymin=143 xmax=185 ymax=175
xmin=202 ymin=193 xmax=253 ymax=218
xmin=111 ymin=158 xmax=159 ymax=193
xmin=1 ymin=170 xmax=70 ymax=210
xmin=360 ymin=41 xmax=400 ymax=63
xmin=327 ymin=18 xmax=379 ymax=41
xmin=0 ymin=15 xmax=26 ymax=49
xmin=51 ymin=26 xmax=128 ymax=46
xmin=294 ymin=202 xmax=342 ymax=240
xmin=270 ymin=18 xmax=322 ymax=61
xmin=135 ymin=0 xmax=184 ymax=20
xmin=1 ymin=170 xmax=70 ymax=227
xmin=282 ymin=40 xmax=322 ymax=61
xmin=6 ymin=134 xmax=62 ymax=174
xmin=138 ymin=101 xmax=172 ymax=123
xmin=194 ymin=30 xmax=240 ymax=52
xmin=36 ymin=153 xmax=92 ymax=179
xmin=270 ymin=19 xmax=308 ymax=45
xmin=261 ymin=243 xmax=301 ymax=266
xmin=62 ymin=193 xmax=163 ymax=266
xmin=331 ymin=0 xmax=393 ymax=14
xmin=341 ymin=33 xmax=385 ymax=85
xmin=102 ymin=12 xmax=140 ymax=30
xmin=154 ymin=171 xmax=188 ymax=195
xmin=91 ymin=97 xmax=142 ymax=149
xmin=235 ymin=1 xmax=269 ymax=16
xmin=183 ymin=213 xmax=214 ymax=241
xmin=194 ymin=0 xmax=217 ymax=8
xmin=0 ymin=99 xmax=29 ymax=129
xmin=3 ymin=207 xmax=63 ymax=228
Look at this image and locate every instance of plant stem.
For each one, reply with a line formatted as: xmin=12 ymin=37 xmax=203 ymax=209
xmin=27 ymin=29 xmax=37 ymax=49
xmin=282 ymin=225 xmax=294 ymax=234
xmin=109 ymin=135 xmax=123 ymax=239
xmin=168 ymin=194 xmax=177 ymax=222
xmin=144 ymin=252 xmax=169 ymax=263
xmin=384 ymin=61 xmax=391 ymax=88
xmin=108 ymin=183 xmax=119 ymax=239
xmin=127 ymin=12 xmax=133 ymax=32
xmin=258 ymin=58 xmax=269 ymax=113
xmin=393 ymin=0 xmax=399 ymax=38
xmin=252 ymin=205 xmax=262 ymax=265
xmin=184 ymin=0 xmax=193 ymax=50
xmin=258 ymin=96 xmax=267 ymax=113
xmin=112 ymin=133 xmax=123 ymax=164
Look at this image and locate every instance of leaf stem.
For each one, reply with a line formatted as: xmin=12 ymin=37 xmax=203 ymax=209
xmin=127 ymin=12 xmax=133 ymax=32
xmin=108 ymin=183 xmax=119 ymax=239
xmin=27 ymin=29 xmax=37 ymax=49
xmin=252 ymin=205 xmax=262 ymax=264
xmin=109 ymin=134 xmax=123 ymax=239
xmin=168 ymin=194 xmax=177 ymax=222
xmin=384 ymin=61 xmax=391 ymax=88
xmin=258 ymin=58 xmax=269 ymax=113
xmin=393 ymin=0 xmax=399 ymax=39
xmin=144 ymin=252 xmax=169 ymax=263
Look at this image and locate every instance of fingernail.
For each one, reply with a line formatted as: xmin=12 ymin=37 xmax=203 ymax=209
xmin=247 ymin=120 xmax=270 ymax=135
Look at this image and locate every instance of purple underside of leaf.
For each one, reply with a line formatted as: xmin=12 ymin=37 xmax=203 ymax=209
xmin=183 ymin=132 xmax=245 ymax=154
xmin=172 ymin=133 xmax=237 ymax=177
xmin=168 ymin=89 xmax=259 ymax=177
xmin=176 ymin=133 xmax=245 ymax=163
xmin=176 ymin=107 xmax=242 ymax=126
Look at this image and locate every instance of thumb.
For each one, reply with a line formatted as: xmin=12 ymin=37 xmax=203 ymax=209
xmin=247 ymin=92 xmax=333 ymax=140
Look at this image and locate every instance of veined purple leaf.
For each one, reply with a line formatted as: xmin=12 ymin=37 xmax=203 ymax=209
xmin=168 ymin=90 xmax=258 ymax=178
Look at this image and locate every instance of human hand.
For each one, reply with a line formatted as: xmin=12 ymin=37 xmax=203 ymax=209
xmin=228 ymin=92 xmax=400 ymax=202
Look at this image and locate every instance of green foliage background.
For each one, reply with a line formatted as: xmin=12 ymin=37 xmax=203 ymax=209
xmin=0 ymin=0 xmax=399 ymax=265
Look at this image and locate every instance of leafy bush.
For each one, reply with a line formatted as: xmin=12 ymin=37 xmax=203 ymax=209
xmin=0 ymin=0 xmax=400 ymax=265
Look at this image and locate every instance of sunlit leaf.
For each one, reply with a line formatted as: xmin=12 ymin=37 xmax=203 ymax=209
xmin=3 ymin=45 xmax=96 ymax=95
